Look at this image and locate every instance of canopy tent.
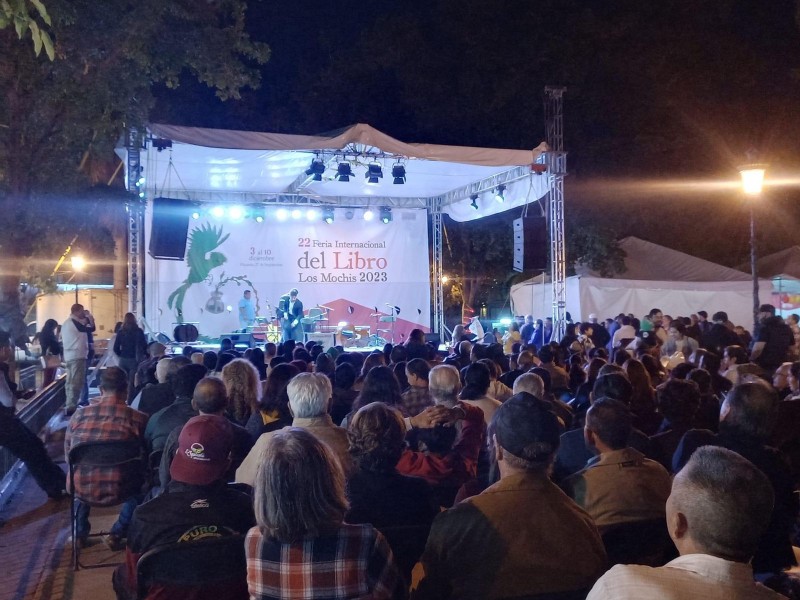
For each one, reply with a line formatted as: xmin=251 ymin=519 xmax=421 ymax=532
xmin=510 ymin=237 xmax=772 ymax=328
xmin=742 ymin=246 xmax=800 ymax=314
xmin=118 ymin=123 xmax=553 ymax=335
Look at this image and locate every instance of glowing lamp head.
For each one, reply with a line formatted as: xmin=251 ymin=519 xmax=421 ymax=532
xmin=291 ymin=209 xmax=302 ymax=220
xmin=276 ymin=208 xmax=288 ymax=221
xmin=71 ymin=255 xmax=86 ymax=272
xmin=363 ymin=209 xmax=374 ymax=221
xmin=739 ymin=165 xmax=767 ymax=196
xmin=228 ymin=205 xmax=245 ymax=220
xmin=210 ymin=206 xmax=225 ymax=219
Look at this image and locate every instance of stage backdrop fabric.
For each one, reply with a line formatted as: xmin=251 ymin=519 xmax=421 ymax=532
xmin=144 ymin=206 xmax=431 ymax=340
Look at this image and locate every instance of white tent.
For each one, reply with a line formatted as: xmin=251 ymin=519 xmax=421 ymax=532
xmin=510 ymin=237 xmax=772 ymax=327
xmin=747 ymin=246 xmax=800 ymax=314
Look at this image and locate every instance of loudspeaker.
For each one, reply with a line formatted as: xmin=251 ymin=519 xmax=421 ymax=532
xmin=149 ymin=197 xmax=192 ymax=260
xmin=513 ymin=216 xmax=548 ymax=272
xmin=220 ymin=332 xmax=256 ymax=348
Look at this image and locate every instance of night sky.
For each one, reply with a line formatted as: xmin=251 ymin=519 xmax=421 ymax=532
xmin=150 ymin=0 xmax=800 ymax=266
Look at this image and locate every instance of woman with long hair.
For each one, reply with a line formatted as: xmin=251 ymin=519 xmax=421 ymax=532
xmin=354 ymin=352 xmax=386 ymax=390
xmin=39 ymin=318 xmax=61 ymax=388
xmin=624 ymin=358 xmax=661 ymax=435
xmin=246 ymin=363 xmax=299 ymax=441
xmin=248 ymin=346 xmax=267 ymax=380
xmin=222 ymin=358 xmax=261 ymax=426
xmin=247 ymin=428 xmax=403 ymax=599
xmin=459 ymin=362 xmax=501 ymax=426
xmin=112 ymin=312 xmax=147 ymax=401
xmin=352 ymin=366 xmax=403 ymax=413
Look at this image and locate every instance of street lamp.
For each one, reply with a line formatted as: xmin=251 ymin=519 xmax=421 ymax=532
xmin=738 ymin=163 xmax=767 ymax=333
xmin=70 ymin=254 xmax=85 ymax=304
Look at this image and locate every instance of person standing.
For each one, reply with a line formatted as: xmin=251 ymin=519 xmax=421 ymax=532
xmin=113 ymin=313 xmax=147 ymax=402
xmin=61 ymin=303 xmax=91 ymax=415
xmin=238 ymin=289 xmax=256 ymax=331
xmin=39 ymin=318 xmax=62 ymax=388
xmin=279 ymin=288 xmax=303 ymax=343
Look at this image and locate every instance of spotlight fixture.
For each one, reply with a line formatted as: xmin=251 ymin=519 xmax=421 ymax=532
xmin=380 ymin=207 xmax=392 ymax=224
xmin=391 ymin=163 xmax=406 ymax=185
xmin=336 ymin=162 xmax=353 ymax=182
xmin=306 ymin=209 xmax=318 ymax=221
xmin=322 ymin=207 xmax=335 ymax=224
xmin=191 ymin=210 xmax=201 ymax=220
xmin=291 ymin=209 xmax=302 ymax=220
xmin=228 ymin=205 xmax=245 ymax=220
xmin=210 ymin=205 xmax=225 ymax=219
xmin=365 ymin=163 xmax=383 ymax=184
xmin=470 ymin=193 xmax=479 ymax=210
xmin=305 ymin=157 xmax=326 ymax=181
xmin=253 ymin=205 xmax=266 ymax=223
xmin=276 ymin=208 xmax=288 ymax=221
xmin=495 ymin=184 xmax=506 ymax=203
xmin=345 ymin=209 xmax=354 ymax=220
xmin=363 ymin=209 xmax=374 ymax=221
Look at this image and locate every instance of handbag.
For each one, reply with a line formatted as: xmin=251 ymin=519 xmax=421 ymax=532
xmin=41 ymin=352 xmax=61 ymax=369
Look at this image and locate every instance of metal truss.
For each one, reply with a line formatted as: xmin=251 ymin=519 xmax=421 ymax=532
xmin=125 ymin=128 xmax=145 ymax=316
xmin=430 ymin=197 xmax=445 ymax=338
xmin=544 ymin=87 xmax=567 ymax=341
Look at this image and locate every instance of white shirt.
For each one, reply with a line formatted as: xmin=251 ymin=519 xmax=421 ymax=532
xmin=612 ymin=325 xmax=637 ymax=348
xmin=587 ymin=554 xmax=787 ymax=600
xmin=60 ymin=316 xmax=88 ymax=362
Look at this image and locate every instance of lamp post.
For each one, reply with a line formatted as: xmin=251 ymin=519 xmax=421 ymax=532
xmin=70 ymin=254 xmax=85 ymax=304
xmin=738 ymin=164 xmax=767 ymax=334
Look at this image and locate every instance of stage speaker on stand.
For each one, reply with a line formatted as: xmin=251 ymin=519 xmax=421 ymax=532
xmin=149 ymin=197 xmax=192 ymax=260
xmin=512 ymin=216 xmax=548 ymax=272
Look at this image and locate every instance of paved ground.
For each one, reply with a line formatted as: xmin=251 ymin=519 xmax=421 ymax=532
xmin=1 ymin=410 xmax=120 ymax=600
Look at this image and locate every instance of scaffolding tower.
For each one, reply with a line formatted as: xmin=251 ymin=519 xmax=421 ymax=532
xmin=544 ymin=86 xmax=567 ymax=341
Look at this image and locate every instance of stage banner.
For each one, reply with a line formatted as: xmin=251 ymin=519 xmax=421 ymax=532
xmin=144 ymin=206 xmax=431 ymax=343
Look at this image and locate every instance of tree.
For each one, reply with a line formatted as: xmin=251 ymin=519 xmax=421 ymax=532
xmin=0 ymin=0 xmax=53 ymax=59
xmin=0 ymin=0 xmax=269 ymax=334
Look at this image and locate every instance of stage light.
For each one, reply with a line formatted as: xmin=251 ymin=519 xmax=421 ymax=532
xmin=191 ymin=210 xmax=200 ymax=220
xmin=365 ymin=163 xmax=383 ymax=184
xmin=138 ymin=191 xmax=145 ymax=199
xmin=306 ymin=209 xmax=318 ymax=221
xmin=336 ymin=162 xmax=353 ymax=182
xmin=495 ymin=184 xmax=506 ymax=203
xmin=345 ymin=209 xmax=354 ymax=220
xmin=253 ymin=205 xmax=266 ymax=223
xmin=380 ymin=207 xmax=392 ymax=223
xmin=136 ymin=176 xmax=145 ymax=187
xmin=323 ymin=207 xmax=334 ymax=224
xmin=470 ymin=193 xmax=479 ymax=210
xmin=305 ymin=157 xmax=326 ymax=181
xmin=363 ymin=209 xmax=374 ymax=221
xmin=291 ymin=209 xmax=302 ymax=219
xmin=210 ymin=205 xmax=225 ymax=218
xmin=276 ymin=208 xmax=288 ymax=221
xmin=338 ymin=321 xmax=349 ymax=327
xmin=228 ymin=205 xmax=245 ymax=220
xmin=391 ymin=163 xmax=406 ymax=184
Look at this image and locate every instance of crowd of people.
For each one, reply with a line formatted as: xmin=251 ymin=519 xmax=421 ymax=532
xmin=17 ymin=301 xmax=800 ymax=598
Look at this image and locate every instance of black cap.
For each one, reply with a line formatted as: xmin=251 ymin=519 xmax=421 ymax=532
xmin=759 ymin=304 xmax=776 ymax=315
xmin=490 ymin=392 xmax=560 ymax=462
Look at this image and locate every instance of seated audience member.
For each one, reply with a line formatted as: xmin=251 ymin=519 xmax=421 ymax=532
xmin=537 ymin=345 xmax=569 ymax=391
xmin=673 ymin=382 xmax=798 ymax=574
xmin=649 ymin=379 xmax=701 ymax=471
xmin=553 ymin=372 xmax=652 ymax=482
xmin=0 ymin=331 xmax=66 ymax=498
xmin=587 ymin=446 xmax=784 ymax=600
xmin=343 ymin=365 xmax=405 ymax=427
xmin=479 ymin=358 xmax=512 ymax=402
xmin=772 ymin=362 xmax=794 ymax=400
xmin=392 ymin=361 xmax=409 ymax=393
xmin=246 ymin=363 xmax=298 ymax=440
xmin=499 ymin=349 xmax=537 ymax=389
xmin=113 ymin=415 xmax=255 ymax=600
xmin=246 ymin=428 xmax=404 ymax=600
xmin=701 ymin=311 xmax=741 ymax=357
xmin=330 ymin=362 xmax=358 ymax=425
xmin=135 ymin=356 xmax=190 ymax=414
xmin=404 ymin=328 xmax=430 ymax=361
xmin=202 ymin=351 xmax=217 ymax=372
xmin=686 ymin=368 xmax=721 ymax=432
xmin=65 ymin=367 xmax=148 ymax=547
xmin=346 ymin=402 xmax=438 ymax=584
xmin=401 ymin=358 xmax=434 ymax=417
xmin=514 ymin=371 xmax=573 ymax=430
xmin=159 ymin=377 xmax=254 ymax=488
xmin=221 ymin=358 xmax=260 ymax=426
xmin=562 ymin=399 xmax=671 ymax=531
xmin=414 ymin=393 xmax=606 ymax=599
xmin=354 ymin=352 xmax=386 ymax=390
xmin=660 ymin=320 xmax=698 ymax=358
xmin=786 ymin=361 xmax=800 ymax=401
xmin=624 ymin=358 xmax=661 ymax=435
xmin=190 ymin=351 xmax=204 ymax=365
xmin=237 ymin=373 xmax=352 ymax=485
xmin=459 ymin=362 xmax=502 ymax=425
xmin=144 ymin=364 xmax=207 ymax=454
xmin=612 ymin=316 xmax=636 ymax=349
xmin=443 ymin=340 xmax=472 ymax=371
xmin=721 ymin=344 xmax=763 ymax=386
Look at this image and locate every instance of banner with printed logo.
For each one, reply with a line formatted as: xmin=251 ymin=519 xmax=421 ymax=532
xmin=144 ymin=207 xmax=431 ymax=342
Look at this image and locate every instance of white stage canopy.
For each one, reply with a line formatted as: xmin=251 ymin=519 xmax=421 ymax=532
xmin=133 ymin=123 xmax=550 ymax=222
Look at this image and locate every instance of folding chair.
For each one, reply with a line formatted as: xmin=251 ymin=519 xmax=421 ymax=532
xmin=68 ymin=439 xmax=145 ymax=570
xmin=136 ymin=535 xmax=248 ymax=600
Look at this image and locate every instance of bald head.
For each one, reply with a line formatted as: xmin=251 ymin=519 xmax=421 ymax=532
xmin=192 ymin=377 xmax=228 ymax=414
xmin=513 ymin=372 xmax=545 ymax=399
xmin=429 ymin=364 xmax=461 ymax=406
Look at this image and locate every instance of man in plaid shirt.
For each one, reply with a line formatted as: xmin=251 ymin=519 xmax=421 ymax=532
xmin=65 ymin=366 xmax=148 ymax=546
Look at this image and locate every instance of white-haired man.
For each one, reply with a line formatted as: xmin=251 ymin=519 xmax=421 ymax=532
xmin=588 ymin=445 xmax=783 ymax=599
xmin=235 ymin=372 xmax=351 ymax=485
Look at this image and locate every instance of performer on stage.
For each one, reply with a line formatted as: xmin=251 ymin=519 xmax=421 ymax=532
xmin=238 ymin=289 xmax=256 ymax=331
xmin=278 ymin=288 xmax=303 ymax=342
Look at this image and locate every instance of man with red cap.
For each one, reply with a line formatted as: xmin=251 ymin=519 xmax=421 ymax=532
xmin=112 ymin=414 xmax=255 ymax=600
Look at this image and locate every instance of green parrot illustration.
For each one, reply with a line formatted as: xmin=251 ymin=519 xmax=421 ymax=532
xmin=167 ymin=223 xmax=230 ymax=321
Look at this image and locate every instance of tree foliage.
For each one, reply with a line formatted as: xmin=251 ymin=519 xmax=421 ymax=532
xmin=0 ymin=0 xmax=53 ymax=59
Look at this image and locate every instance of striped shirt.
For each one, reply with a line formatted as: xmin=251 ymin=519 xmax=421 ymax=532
xmin=245 ymin=523 xmax=405 ymax=599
